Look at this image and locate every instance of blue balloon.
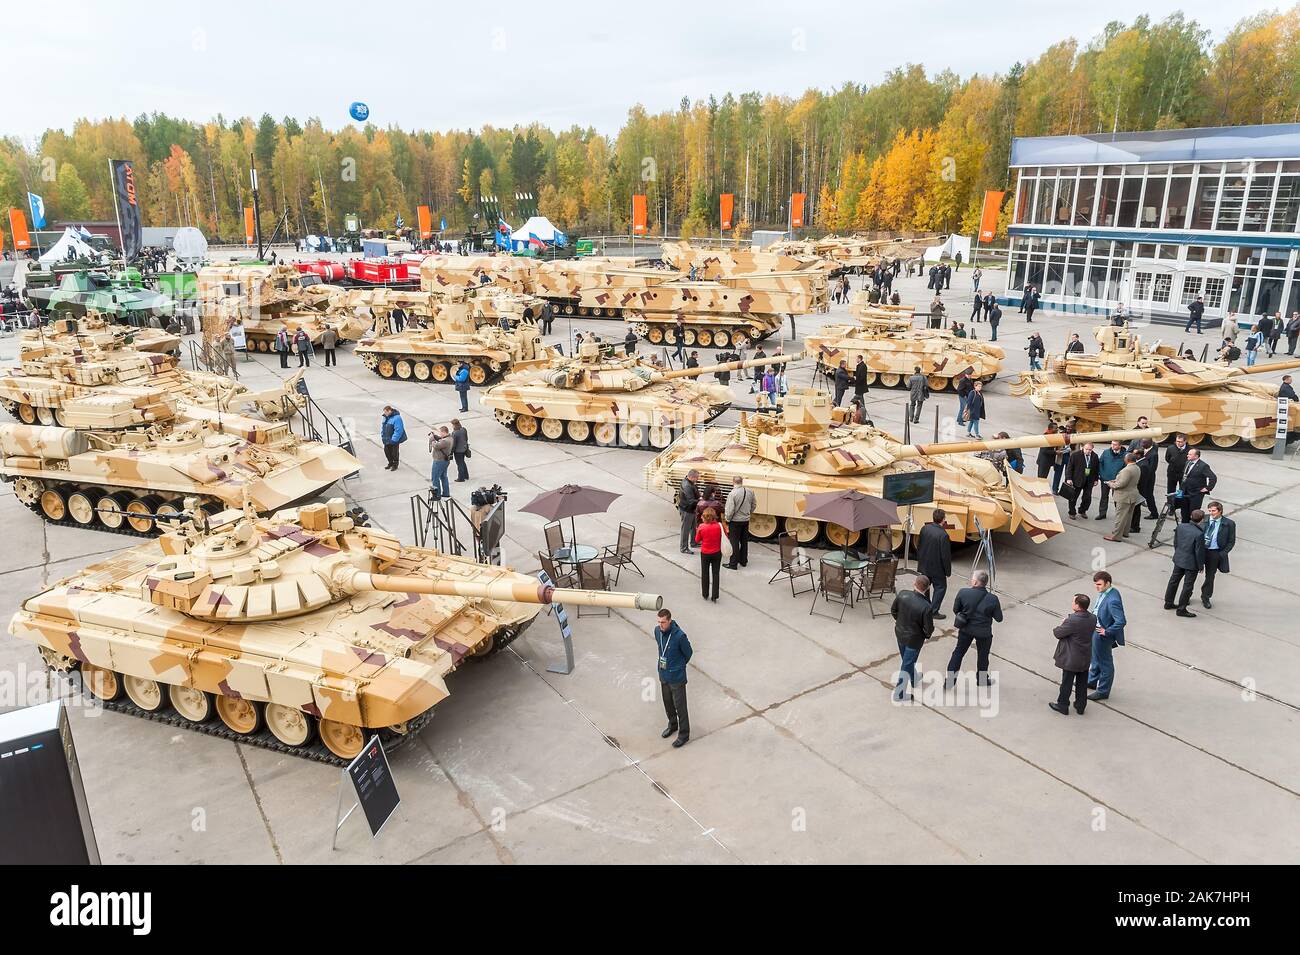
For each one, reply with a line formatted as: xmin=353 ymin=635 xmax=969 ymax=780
xmin=349 ymin=101 xmax=370 ymax=122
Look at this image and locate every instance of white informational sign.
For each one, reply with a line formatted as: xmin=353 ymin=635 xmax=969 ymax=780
xmin=1277 ymin=395 xmax=1290 ymax=441
xmin=228 ymin=324 xmax=247 ymax=350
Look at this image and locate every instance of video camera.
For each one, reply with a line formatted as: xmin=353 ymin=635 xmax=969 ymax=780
xmin=470 ymin=484 xmax=507 ymax=508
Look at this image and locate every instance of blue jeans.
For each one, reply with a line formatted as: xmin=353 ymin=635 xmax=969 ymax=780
xmin=1246 ymin=350 xmax=1258 ymax=367
xmin=1089 ymin=633 xmax=1115 ymax=696
xmin=1029 ymin=357 xmax=1042 ymax=371
xmin=430 ymin=459 xmax=450 ymax=497
xmin=967 ymin=418 xmax=982 ymax=437
xmin=894 ymin=641 xmax=921 ymax=700
xmin=1184 ymin=317 xmax=1202 ymax=333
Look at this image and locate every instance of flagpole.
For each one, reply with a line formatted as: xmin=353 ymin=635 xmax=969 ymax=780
xmin=109 ymin=160 xmax=125 ymax=265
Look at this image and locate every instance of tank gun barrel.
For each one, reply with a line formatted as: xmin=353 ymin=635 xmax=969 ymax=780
xmin=660 ymin=351 xmax=803 ymax=380
xmin=896 ymin=428 xmax=1163 ymax=460
xmin=1230 ymin=357 xmax=1300 ymax=378
xmin=342 ymin=570 xmax=663 ymax=611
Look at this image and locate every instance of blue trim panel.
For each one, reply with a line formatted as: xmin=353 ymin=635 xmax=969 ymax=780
xmin=1008 ymin=225 xmax=1300 ymax=249
xmin=1009 ymin=124 xmax=1300 ymax=166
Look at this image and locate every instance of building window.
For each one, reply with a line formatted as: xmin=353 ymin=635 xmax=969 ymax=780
xmin=1182 ymin=275 xmax=1203 ymax=304
xmin=1243 ymin=175 xmax=1276 ymax=232
xmin=1097 ymin=177 xmax=1121 ymax=226
xmin=1035 ymin=179 xmax=1055 ymax=225
xmin=1272 ymin=175 xmax=1300 ymax=232
xmin=1204 ymin=277 xmax=1226 ymax=309
xmin=1055 ymin=179 xmax=1075 ymax=224
xmin=1217 ymin=170 xmax=1248 ymax=230
xmin=1157 ymin=245 xmax=1179 ymax=260
xmin=1118 ymin=178 xmax=1143 ymax=228
xmin=1185 ymin=245 xmax=1208 ymax=263
xmin=1164 ymin=177 xmax=1192 ymax=229
xmin=1141 ymin=176 xmax=1166 ymax=228
xmin=1015 ymin=178 xmax=1033 ymax=224
xmin=1133 ymin=271 xmax=1153 ymax=300
xmin=1076 ymin=175 xmax=1097 ymax=225
xmin=1257 ymin=273 xmax=1287 ymax=316
xmin=1152 ymin=274 xmax=1172 ymax=304
xmin=1190 ymin=173 xmax=1219 ymax=230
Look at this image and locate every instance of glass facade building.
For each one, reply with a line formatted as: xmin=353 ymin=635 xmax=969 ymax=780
xmin=1006 ymin=124 xmax=1300 ymax=325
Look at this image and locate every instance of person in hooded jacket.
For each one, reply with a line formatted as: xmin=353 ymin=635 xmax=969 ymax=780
xmin=453 ymin=361 xmax=471 ymax=412
xmin=652 ymin=609 xmax=694 ymax=748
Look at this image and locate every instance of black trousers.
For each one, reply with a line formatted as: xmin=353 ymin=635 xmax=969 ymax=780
xmin=323 ymin=348 xmax=336 ymax=366
xmin=661 ymin=681 xmax=690 ymax=737
xmin=700 ymin=551 xmax=721 ymax=599
xmin=279 ymin=350 xmax=289 ymax=368
xmin=946 ymin=633 xmax=992 ymax=678
xmin=1057 ymin=670 xmax=1088 ymax=712
xmin=453 ymin=451 xmax=468 ymax=481
xmin=1065 ymin=480 xmax=1095 ymax=515
xmin=1165 ymin=566 xmax=1199 ymax=608
xmin=1179 ymin=493 xmax=1205 ymax=524
xmin=1096 ymin=481 xmax=1111 ymax=515
xmin=383 ymin=443 xmax=399 ymax=468
xmin=298 ymin=353 xmax=310 ymax=367
xmin=1202 ymin=550 xmax=1227 ymax=599
xmin=1141 ymin=488 xmax=1160 ymax=518
xmin=726 ymin=521 xmax=750 ymax=567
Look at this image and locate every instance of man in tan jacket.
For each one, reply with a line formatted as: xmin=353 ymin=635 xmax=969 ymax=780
xmin=1104 ymin=453 xmax=1141 ymax=542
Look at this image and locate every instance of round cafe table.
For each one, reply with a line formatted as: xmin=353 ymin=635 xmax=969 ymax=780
xmin=552 ymin=544 xmax=599 ymax=566
xmin=821 ymin=550 xmax=870 ymax=571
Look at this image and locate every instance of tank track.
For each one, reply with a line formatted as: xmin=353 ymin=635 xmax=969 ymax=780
xmin=16 ymin=491 xmax=178 ymax=539
xmin=366 ymin=358 xmax=504 ymax=386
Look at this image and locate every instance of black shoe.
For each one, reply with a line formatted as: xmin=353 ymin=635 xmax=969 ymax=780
xmin=1095 ymin=513 xmax=1106 ymax=520
xmin=1176 ymin=608 xmax=1197 ymax=618
xmin=723 ymin=563 xmax=738 ymax=570
xmin=1087 ymin=681 xmax=1097 ymax=689
xmin=1201 ymin=596 xmax=1212 ymax=609
xmin=661 ymin=725 xmax=677 ymax=739
xmin=1164 ymin=603 xmax=1176 ymax=610
xmin=710 ymin=596 xmax=718 ymax=603
xmin=671 ymin=735 xmax=689 ymax=748
xmin=1087 ymin=691 xmax=1108 ymax=701
xmin=1048 ymin=701 xmax=1069 ymax=715
xmin=1147 ymin=512 xmax=1159 ymax=520
xmin=1078 ymin=512 xmax=1089 ymax=519
xmin=680 ymin=548 xmax=691 ymax=555
xmin=933 ymin=612 xmax=947 ymax=620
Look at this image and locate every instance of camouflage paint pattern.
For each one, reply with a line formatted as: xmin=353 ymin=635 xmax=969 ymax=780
xmin=20 ymin=314 xmax=181 ymax=355
xmin=197 ymin=263 xmax=351 ymax=349
xmin=419 ymin=255 xmax=538 ymax=294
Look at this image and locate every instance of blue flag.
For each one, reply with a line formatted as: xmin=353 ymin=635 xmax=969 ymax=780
xmin=440 ymin=216 xmax=447 ymax=232
xmin=28 ymin=192 xmax=46 ymax=229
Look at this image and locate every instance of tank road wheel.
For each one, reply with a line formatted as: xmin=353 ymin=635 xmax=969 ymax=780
xmin=1210 ymin=434 xmax=1239 ymax=449
xmin=683 ymin=328 xmax=697 ymax=346
xmin=319 ymin=719 xmax=366 ymax=761
xmin=396 ymin=359 xmax=414 ymax=380
xmin=95 ymin=493 xmax=128 ymax=530
xmin=36 ymin=406 xmax=57 ymax=426
xmin=733 ymin=331 xmax=752 ymax=349
xmin=927 ymin=375 xmax=949 ymax=392
xmin=540 ymin=418 xmax=565 ymax=441
xmin=825 ymin=523 xmax=862 ymax=548
xmin=785 ymin=517 xmax=821 ymax=544
xmin=377 ymin=358 xmax=396 ymax=379
xmin=593 ymin=422 xmax=618 ymax=447
xmin=578 ymin=306 xmax=591 ymax=316
xmin=748 ymin=513 xmax=779 ymax=541
xmin=566 ymin=420 xmax=591 ymax=442
xmin=12 ymin=478 xmax=42 ymax=506
xmin=17 ymin=403 xmax=38 ymax=425
xmin=880 ymin=373 xmax=902 ymax=388
xmin=648 ymin=426 xmax=674 ymax=449
xmin=621 ymin=423 xmax=645 ymax=448
xmin=867 ymin=526 xmax=905 ymax=553
xmin=155 ymin=500 xmax=184 ymax=526
xmin=713 ymin=330 xmax=732 ymax=349
xmin=646 ymin=326 xmax=665 ymax=344
xmin=39 ymin=488 xmax=68 ymax=522
xmin=1250 ymin=435 xmax=1276 ymax=451
xmin=126 ymin=495 xmax=160 ymax=533
xmin=514 ymin=414 xmax=539 ymax=438
xmin=169 ymin=686 xmax=214 ymax=724
xmin=696 ymin=329 xmax=714 ymax=347
xmin=468 ymin=364 xmax=489 ymax=385
xmin=864 ymin=371 xmax=879 ymax=386
xmin=80 ymin=664 xmax=122 ymax=702
xmin=413 ymin=361 xmax=432 ymax=381
xmin=258 ymin=339 xmax=271 ymax=353
xmin=430 ymin=361 xmax=450 ymax=382
xmin=123 ymin=675 xmax=167 ymax=713
xmin=563 ymin=303 xmax=575 ymax=315
xmin=216 ymin=695 xmax=262 ymax=735
xmin=266 ymin=704 xmax=314 ymax=747
xmin=66 ymin=489 xmax=101 ymax=526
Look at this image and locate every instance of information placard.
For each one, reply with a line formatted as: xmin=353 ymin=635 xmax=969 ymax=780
xmin=883 ymin=469 xmax=935 ymax=506
xmin=345 ymin=736 xmax=399 ymax=838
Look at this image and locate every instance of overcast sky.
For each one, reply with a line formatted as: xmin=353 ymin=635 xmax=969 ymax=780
xmin=4 ymin=0 xmax=1262 ymax=142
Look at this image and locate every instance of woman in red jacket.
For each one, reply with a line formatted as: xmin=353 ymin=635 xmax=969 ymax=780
xmin=695 ymin=508 xmax=723 ymax=602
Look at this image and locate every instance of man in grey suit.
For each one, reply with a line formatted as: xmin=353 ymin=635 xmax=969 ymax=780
xmin=1165 ymin=509 xmax=1207 ymax=618
xmin=1049 ymin=593 xmax=1097 ymax=715
xmin=1103 ymin=453 xmax=1141 ymax=542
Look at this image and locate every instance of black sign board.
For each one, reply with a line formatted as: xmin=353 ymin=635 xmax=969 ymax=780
xmin=883 ymin=469 xmax=935 ymax=506
xmin=345 ymin=736 xmax=400 ymax=838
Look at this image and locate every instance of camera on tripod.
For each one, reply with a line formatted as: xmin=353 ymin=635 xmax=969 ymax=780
xmin=470 ymin=484 xmax=507 ymax=508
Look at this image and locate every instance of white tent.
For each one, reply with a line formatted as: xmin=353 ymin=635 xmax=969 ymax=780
xmin=38 ymin=227 xmax=99 ymax=267
xmin=924 ymin=234 xmax=973 ymax=263
xmin=510 ymin=216 xmax=567 ymax=249
xmin=172 ymin=227 xmax=208 ymax=262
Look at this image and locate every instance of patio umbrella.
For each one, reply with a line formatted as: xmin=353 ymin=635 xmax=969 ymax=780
xmin=801 ymin=489 xmax=899 ymax=533
xmin=520 ymin=484 xmax=621 ymax=556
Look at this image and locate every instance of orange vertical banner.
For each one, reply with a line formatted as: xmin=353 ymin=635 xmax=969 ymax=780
xmin=8 ymin=208 xmax=31 ymax=249
xmin=417 ymin=205 xmax=433 ymax=239
xmin=979 ymin=191 xmax=1006 ymax=242
xmin=632 ymin=194 xmax=647 ymax=235
xmin=790 ymin=193 xmax=806 ymax=228
xmin=244 ymin=207 xmax=255 ymax=245
xmin=719 ymin=193 xmax=734 ymax=231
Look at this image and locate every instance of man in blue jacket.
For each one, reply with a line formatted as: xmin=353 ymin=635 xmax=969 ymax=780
xmin=453 ymin=361 xmax=471 ymax=412
xmin=652 ymin=609 xmax=693 ymax=748
xmin=1095 ymin=439 xmax=1127 ymax=521
xmin=380 ymin=406 xmax=406 ymax=470
xmin=1088 ymin=570 xmax=1125 ymax=701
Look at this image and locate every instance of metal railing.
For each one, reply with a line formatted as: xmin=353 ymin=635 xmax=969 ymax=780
xmin=288 ymin=391 xmax=357 ymax=465
xmin=409 ymin=490 xmax=495 ymax=562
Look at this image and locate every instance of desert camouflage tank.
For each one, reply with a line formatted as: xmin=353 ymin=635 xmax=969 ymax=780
xmin=353 ymin=292 xmax=549 ymax=384
xmin=0 ymin=332 xmax=305 ymax=428
xmin=0 ymin=416 xmax=360 ymax=535
xmin=197 ymin=263 xmax=353 ymax=351
xmin=532 ymin=257 xmax=640 ymax=315
xmin=331 ymin=285 xmax=544 ymax=333
xmin=482 ymin=341 xmax=801 ymax=449
xmin=11 ymin=498 xmax=661 ymax=762
xmin=20 ymin=312 xmax=181 ymax=356
xmin=419 ymin=254 xmax=538 ymax=295
xmin=644 ymin=388 xmax=1159 ymax=547
xmin=1010 ymin=323 xmax=1300 ymax=451
xmin=660 ymin=242 xmax=828 ymax=279
xmin=806 ymin=296 xmax=1004 ymax=390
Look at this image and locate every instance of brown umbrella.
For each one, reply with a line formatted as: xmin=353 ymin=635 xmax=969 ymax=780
xmin=520 ymin=484 xmax=621 ymax=556
xmin=801 ymin=489 xmax=898 ymax=532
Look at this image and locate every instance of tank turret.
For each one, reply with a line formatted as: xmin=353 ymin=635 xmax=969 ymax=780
xmin=541 ymin=343 xmax=800 ymax=393
xmin=12 ymin=500 xmax=661 ymax=762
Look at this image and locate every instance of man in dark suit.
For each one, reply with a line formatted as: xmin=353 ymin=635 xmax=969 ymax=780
xmin=1165 ymin=509 xmax=1207 ymax=618
xmin=1049 ymin=593 xmax=1097 ymax=715
xmin=1164 ymin=434 xmax=1189 ymax=499
xmin=916 ymin=509 xmax=953 ymax=619
xmin=1062 ymin=441 xmax=1099 ymax=519
xmin=1177 ymin=449 xmax=1217 ymax=524
xmin=945 ymin=570 xmax=1003 ymax=687
xmin=1088 ymin=571 xmax=1126 ymax=701
xmin=1199 ymin=501 xmax=1236 ymax=609
xmin=1135 ymin=440 xmax=1161 ymax=522
xmin=890 ymin=576 xmax=936 ymax=702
